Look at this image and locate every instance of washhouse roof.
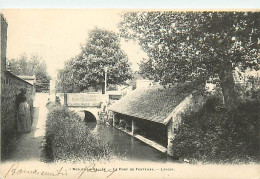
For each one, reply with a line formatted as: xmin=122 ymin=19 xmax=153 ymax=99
xmin=108 ymin=82 xmax=196 ymax=125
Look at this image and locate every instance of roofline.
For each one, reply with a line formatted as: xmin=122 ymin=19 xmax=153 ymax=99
xmin=163 ymin=93 xmax=193 ymax=125
xmin=1 ymin=13 xmax=8 ymax=26
xmin=108 ymin=109 xmax=166 ymax=125
xmin=108 ymin=89 xmax=197 ymax=126
xmin=5 ymin=71 xmax=33 ymax=86
xmin=18 ymin=75 xmax=36 ymax=79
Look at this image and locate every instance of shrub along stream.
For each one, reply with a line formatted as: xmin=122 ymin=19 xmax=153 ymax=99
xmin=44 ymin=103 xmax=116 ymax=162
xmin=171 ymin=95 xmax=260 ymax=164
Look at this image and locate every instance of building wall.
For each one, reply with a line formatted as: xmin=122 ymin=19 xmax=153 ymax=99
xmin=1 ymin=72 xmax=34 ymax=157
xmin=1 ymin=14 xmax=8 ymax=75
xmin=1 ymin=13 xmax=34 ymax=159
xmin=167 ymin=93 xmax=206 ymax=156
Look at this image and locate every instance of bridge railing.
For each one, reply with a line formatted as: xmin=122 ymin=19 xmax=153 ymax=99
xmin=56 ymin=93 xmax=109 ymax=108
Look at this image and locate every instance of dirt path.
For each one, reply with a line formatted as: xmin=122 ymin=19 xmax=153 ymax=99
xmin=6 ymin=93 xmax=49 ymax=162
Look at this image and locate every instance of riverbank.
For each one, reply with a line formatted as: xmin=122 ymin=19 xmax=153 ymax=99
xmin=44 ymin=103 xmax=118 ymax=162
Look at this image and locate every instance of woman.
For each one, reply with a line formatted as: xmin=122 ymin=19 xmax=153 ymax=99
xmin=17 ymin=95 xmax=32 ymax=133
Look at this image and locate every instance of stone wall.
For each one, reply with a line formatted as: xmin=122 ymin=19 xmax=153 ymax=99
xmin=167 ymin=93 xmax=206 ymax=156
xmin=1 ymin=72 xmax=34 ymax=145
xmin=61 ymin=93 xmax=109 ymax=107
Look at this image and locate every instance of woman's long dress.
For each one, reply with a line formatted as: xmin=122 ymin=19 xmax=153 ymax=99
xmin=17 ymin=101 xmax=32 ymax=133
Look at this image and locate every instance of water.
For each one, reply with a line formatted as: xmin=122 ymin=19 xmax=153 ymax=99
xmin=85 ymin=122 xmax=175 ymax=163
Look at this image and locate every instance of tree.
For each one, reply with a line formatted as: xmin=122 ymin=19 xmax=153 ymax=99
xmin=120 ymin=11 xmax=260 ymax=110
xmin=57 ymin=28 xmax=133 ymax=92
xmin=7 ymin=54 xmax=50 ymax=83
xmin=56 ymin=58 xmax=81 ymax=93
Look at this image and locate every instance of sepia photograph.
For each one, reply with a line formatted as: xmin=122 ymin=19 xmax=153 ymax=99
xmin=1 ymin=1 xmax=260 ymax=178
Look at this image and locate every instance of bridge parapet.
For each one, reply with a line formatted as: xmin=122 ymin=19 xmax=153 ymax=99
xmin=59 ymin=93 xmax=109 ymax=107
xmin=56 ymin=93 xmax=109 ymax=122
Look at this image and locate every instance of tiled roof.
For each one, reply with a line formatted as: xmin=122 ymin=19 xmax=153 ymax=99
xmin=108 ymin=83 xmax=195 ymax=124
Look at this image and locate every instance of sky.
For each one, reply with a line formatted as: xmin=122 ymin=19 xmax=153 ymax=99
xmin=2 ymin=9 xmax=147 ymax=78
xmin=1 ymin=1 xmax=259 ymax=78
xmin=1 ymin=0 xmax=260 ymax=9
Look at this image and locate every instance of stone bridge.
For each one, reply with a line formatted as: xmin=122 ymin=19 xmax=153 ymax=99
xmin=56 ymin=93 xmax=109 ymax=122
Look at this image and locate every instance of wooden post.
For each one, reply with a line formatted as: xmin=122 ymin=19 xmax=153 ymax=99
xmin=102 ymin=67 xmax=108 ymax=94
xmin=49 ymin=79 xmax=56 ymax=102
xmin=113 ymin=113 xmax=117 ymax=127
xmin=167 ymin=120 xmax=174 ymax=156
xmin=131 ymin=119 xmax=135 ymax=136
xmin=64 ymin=93 xmax=68 ymax=106
xmin=104 ymin=67 xmax=107 ymax=94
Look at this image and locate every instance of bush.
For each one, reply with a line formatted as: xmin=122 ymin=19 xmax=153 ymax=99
xmin=235 ymin=75 xmax=260 ymax=102
xmin=44 ymin=104 xmax=116 ymax=162
xmin=171 ymin=95 xmax=260 ymax=164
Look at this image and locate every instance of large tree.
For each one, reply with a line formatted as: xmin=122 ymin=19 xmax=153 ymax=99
xmin=120 ymin=11 xmax=260 ymax=110
xmin=57 ymin=28 xmax=133 ymax=92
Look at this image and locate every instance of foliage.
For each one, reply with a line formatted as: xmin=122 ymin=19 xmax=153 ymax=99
xmin=7 ymin=54 xmax=50 ymax=82
xmin=1 ymin=130 xmax=17 ymax=161
xmin=120 ymin=11 xmax=259 ymax=82
xmin=56 ymin=59 xmax=82 ymax=93
xmin=45 ymin=103 xmax=117 ymax=162
xmin=120 ymin=11 xmax=260 ymax=109
xmin=171 ymin=95 xmax=260 ymax=164
xmin=235 ymin=74 xmax=260 ymax=101
xmin=7 ymin=54 xmax=50 ymax=92
xmin=56 ymin=28 xmax=133 ymax=93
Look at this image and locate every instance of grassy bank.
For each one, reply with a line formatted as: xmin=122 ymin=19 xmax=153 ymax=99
xmin=44 ymin=103 xmax=116 ymax=162
xmin=171 ymin=94 xmax=260 ymax=164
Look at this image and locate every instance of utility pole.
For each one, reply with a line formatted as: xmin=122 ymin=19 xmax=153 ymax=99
xmin=102 ymin=67 xmax=108 ymax=94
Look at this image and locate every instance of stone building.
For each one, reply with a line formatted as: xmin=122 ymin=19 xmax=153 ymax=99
xmin=108 ymin=83 xmax=205 ymax=156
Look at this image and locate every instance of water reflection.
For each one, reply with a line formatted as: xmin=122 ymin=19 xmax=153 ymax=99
xmin=85 ymin=121 xmax=97 ymax=130
xmin=85 ymin=122 xmax=175 ymax=162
